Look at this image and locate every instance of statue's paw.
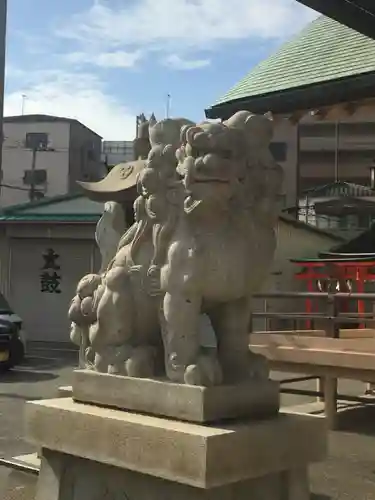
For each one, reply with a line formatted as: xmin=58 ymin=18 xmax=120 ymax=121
xmin=184 ymin=354 xmax=223 ymax=386
xmin=110 ymin=344 xmax=133 ymax=375
xmin=77 ymin=274 xmax=102 ymax=298
xmin=80 ymin=296 xmax=96 ymax=323
xmin=68 ymin=296 xmax=83 ymax=323
xmin=108 ymin=364 xmax=122 ymax=375
xmin=183 ymin=364 xmax=202 ymax=385
xmin=85 ymin=360 xmax=96 ymax=371
xmin=94 ymin=352 xmax=109 ymax=373
xmin=70 ymin=322 xmax=82 ymax=346
xmin=166 ymin=353 xmax=186 ymax=382
xmin=248 ymin=352 xmax=269 ymax=380
xmin=125 ymin=346 xmax=157 ymax=378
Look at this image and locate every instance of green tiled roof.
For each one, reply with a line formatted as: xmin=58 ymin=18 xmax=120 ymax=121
xmin=214 ymin=15 xmax=375 ymax=106
xmin=0 ymin=193 xmax=82 ymax=213
xmin=0 ymin=214 xmax=100 ymax=222
xmin=0 ymin=193 xmax=102 ymax=223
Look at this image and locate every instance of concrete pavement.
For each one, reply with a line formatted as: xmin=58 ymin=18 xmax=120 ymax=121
xmin=0 ymin=353 xmax=375 ymax=498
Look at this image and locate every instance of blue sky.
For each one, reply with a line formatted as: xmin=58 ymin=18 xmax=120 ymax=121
xmin=4 ymin=0 xmax=317 ymax=140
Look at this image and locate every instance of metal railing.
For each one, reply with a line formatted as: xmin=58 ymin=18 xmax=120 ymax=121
xmin=250 ymin=291 xmax=375 ymax=335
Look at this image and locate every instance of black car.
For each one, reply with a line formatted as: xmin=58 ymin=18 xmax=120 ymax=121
xmin=0 ymin=318 xmax=25 ymax=371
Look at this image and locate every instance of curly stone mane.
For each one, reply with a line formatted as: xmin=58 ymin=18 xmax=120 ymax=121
xmin=112 ymin=113 xmax=281 ymax=274
xmin=175 ymin=114 xmax=280 ymax=220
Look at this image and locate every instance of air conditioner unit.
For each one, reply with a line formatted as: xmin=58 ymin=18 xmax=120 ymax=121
xmin=23 ymin=169 xmax=47 ymax=185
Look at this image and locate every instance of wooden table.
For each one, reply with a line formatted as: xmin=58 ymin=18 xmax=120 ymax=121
xmin=250 ymin=330 xmax=375 ymax=428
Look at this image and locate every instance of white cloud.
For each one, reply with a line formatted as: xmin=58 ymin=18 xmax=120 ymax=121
xmin=4 ymin=70 xmax=136 ymax=140
xmin=4 ymin=0 xmax=318 ymax=142
xmin=163 ymin=54 xmax=210 ymax=70
xmin=57 ymin=0 xmax=318 ymax=54
xmin=65 ymin=50 xmax=142 ymax=68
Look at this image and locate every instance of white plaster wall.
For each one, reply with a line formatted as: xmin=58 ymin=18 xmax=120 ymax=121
xmin=252 ymin=220 xmax=342 ymax=331
xmin=0 ymin=223 xmax=96 ymax=325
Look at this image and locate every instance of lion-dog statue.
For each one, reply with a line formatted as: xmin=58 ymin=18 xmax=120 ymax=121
xmin=68 ymin=111 xmax=283 ymax=386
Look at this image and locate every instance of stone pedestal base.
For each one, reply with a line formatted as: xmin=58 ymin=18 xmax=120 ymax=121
xmin=73 ymin=370 xmax=280 ymax=423
xmin=26 ymin=398 xmax=327 ymax=499
xmin=37 ymin=448 xmax=310 ymax=500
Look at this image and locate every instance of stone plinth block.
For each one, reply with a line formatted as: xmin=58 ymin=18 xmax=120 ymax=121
xmin=25 ymin=398 xmax=326 ymax=490
xmin=72 ymin=369 xmax=280 ymax=423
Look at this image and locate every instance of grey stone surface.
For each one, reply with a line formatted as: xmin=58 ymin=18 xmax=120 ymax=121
xmin=0 ymin=468 xmax=37 ymax=500
xmin=73 ymin=370 xmax=280 ymax=423
xmin=58 ymin=386 xmax=73 ymax=398
xmin=26 ymin=398 xmax=326 ymax=489
xmin=35 ymin=449 xmax=310 ymax=500
xmin=68 ymin=112 xmax=283 ymax=386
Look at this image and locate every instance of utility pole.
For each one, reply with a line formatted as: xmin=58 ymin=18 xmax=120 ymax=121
xmin=29 ymin=147 xmax=37 ymax=202
xmin=0 ymin=0 xmax=7 ymax=201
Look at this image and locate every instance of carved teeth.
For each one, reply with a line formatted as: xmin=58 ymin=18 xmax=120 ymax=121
xmin=184 ymin=197 xmax=202 ymax=213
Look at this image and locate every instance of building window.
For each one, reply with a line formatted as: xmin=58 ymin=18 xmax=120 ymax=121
xmin=25 ymin=132 xmax=49 ymax=150
xmin=300 ymin=122 xmax=375 ymax=138
xmin=299 ymin=123 xmax=335 ymax=137
xmin=270 ymin=142 xmax=287 ymax=162
xmin=23 ymin=169 xmax=47 ymax=185
xmin=339 ymin=122 xmax=375 ymax=136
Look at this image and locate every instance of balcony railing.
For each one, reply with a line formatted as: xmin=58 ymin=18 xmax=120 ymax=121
xmin=300 ymin=135 xmax=375 ymax=152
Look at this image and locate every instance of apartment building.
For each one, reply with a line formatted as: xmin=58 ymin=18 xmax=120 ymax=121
xmin=1 ymin=114 xmax=106 ymax=207
xmin=298 ymin=117 xmax=375 ymax=192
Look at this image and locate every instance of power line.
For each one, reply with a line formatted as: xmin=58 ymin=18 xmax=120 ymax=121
xmin=2 ymin=143 xmax=107 ymax=153
xmin=2 ymin=146 xmax=69 ymax=152
xmin=0 ymin=183 xmax=31 ymax=191
xmin=29 ymin=146 xmax=37 ymax=201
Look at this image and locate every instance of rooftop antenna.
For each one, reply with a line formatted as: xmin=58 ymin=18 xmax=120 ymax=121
xmin=166 ymin=93 xmax=171 ymax=118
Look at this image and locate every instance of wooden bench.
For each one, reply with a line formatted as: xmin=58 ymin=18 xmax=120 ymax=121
xmin=249 ymin=329 xmax=375 ymax=428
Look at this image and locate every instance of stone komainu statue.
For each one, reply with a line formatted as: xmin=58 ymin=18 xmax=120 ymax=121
xmin=68 ymin=111 xmax=283 ymax=386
